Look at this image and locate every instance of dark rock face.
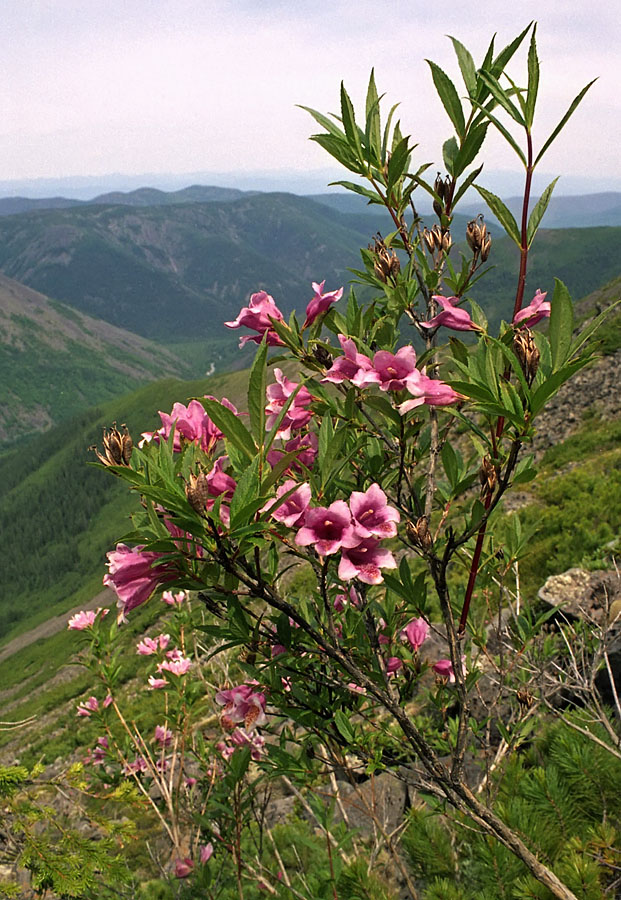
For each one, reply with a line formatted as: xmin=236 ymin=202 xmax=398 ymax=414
xmin=538 ymin=567 xmax=621 ymax=624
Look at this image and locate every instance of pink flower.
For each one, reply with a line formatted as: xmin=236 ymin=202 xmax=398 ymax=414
xmin=295 ymin=501 xmax=360 ymax=556
xmin=386 ymin=657 xmax=403 ymax=675
xmin=103 ymin=694 xmax=113 ymax=708
xmin=303 ymin=280 xmax=343 ymax=329
xmin=267 ymin=431 xmax=318 ymax=471
xmin=265 ymin=369 xmax=313 ymax=440
xmin=162 ymin=591 xmax=186 ymax=606
xmin=174 ymin=858 xmax=194 ymax=879
xmin=398 ymin=371 xmax=463 ymax=414
xmin=103 ymin=544 xmax=176 ymax=616
xmin=322 ymin=334 xmax=379 ymax=387
xmin=371 ymin=346 xmax=418 ymax=392
xmin=154 ymin=725 xmax=173 ymax=747
xmin=185 ymin=777 xmax=197 ymax=788
xmin=338 ymin=539 xmax=397 ymax=585
xmin=334 ymin=586 xmax=360 ymax=612
xmin=140 ymin=397 xmax=237 ymax=453
xmin=350 ymin=483 xmax=400 ymax=540
xmin=147 ymin=675 xmax=169 ymax=689
xmin=347 ymin=682 xmax=366 ymax=694
xmin=136 ymin=633 xmax=170 ymax=655
xmin=158 ymin=649 xmax=192 ymax=677
xmin=67 ymin=610 xmax=97 ymax=630
xmin=513 ymin=289 xmax=550 ymax=328
xmin=206 ymin=456 xmax=237 ymax=499
xmin=262 ymin=480 xmax=311 ymax=528
xmin=215 ymin=684 xmax=267 ymax=730
xmin=432 ymin=656 xmax=466 ymax=683
xmin=402 ymin=617 xmax=429 ymax=651
xmin=224 ymin=290 xmax=286 ymax=347
xmin=76 ymin=696 xmax=100 ymax=717
xmin=421 ymin=296 xmax=479 ymax=332
xmin=200 ymin=843 xmax=214 ymax=864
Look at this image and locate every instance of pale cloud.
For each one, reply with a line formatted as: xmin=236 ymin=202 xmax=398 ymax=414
xmin=0 ymin=0 xmax=618 ymax=184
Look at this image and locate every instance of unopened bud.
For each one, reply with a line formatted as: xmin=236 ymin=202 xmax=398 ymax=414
xmin=513 ymin=328 xmax=540 ymax=385
xmin=186 ymin=472 xmax=211 ymax=515
xmin=91 ymin=423 xmax=133 ymax=467
xmin=406 ymin=516 xmax=433 ymax=551
xmin=479 ymin=457 xmax=497 ymax=495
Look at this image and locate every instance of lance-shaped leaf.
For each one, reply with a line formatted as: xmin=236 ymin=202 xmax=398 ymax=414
xmin=229 ymin=456 xmax=261 ymax=528
xmin=534 ymin=79 xmax=598 ymax=167
xmin=365 ymin=69 xmax=382 ymax=165
xmin=381 ymin=101 xmax=400 ymax=164
xmin=386 ymin=136 xmax=410 ymax=195
xmin=478 ymin=70 xmax=525 ymax=126
xmin=297 ymin=104 xmax=346 ymax=138
xmin=452 ymin=164 xmax=484 ymax=207
xmin=310 ymin=132 xmax=362 ymax=173
xmin=453 ymin=122 xmax=488 ymax=176
xmin=527 ymin=177 xmax=559 ymax=247
xmin=247 ymin=336 xmax=268 ymax=443
xmin=469 ymin=100 xmax=526 ymax=165
xmin=426 ymin=60 xmax=465 ymax=138
xmin=548 ymin=278 xmax=574 ymax=371
xmin=341 ymin=81 xmax=364 ymax=161
xmin=490 ymin=23 xmax=533 ymax=80
xmin=569 ymin=297 xmax=621 ymax=358
xmin=443 ymin=136 xmax=458 ymax=175
xmin=525 ymin=26 xmax=539 ymax=129
xmin=475 ymin=185 xmax=521 ymax=246
xmin=330 ymin=180 xmax=381 ymax=203
xmin=449 ymin=36 xmax=477 ymax=96
xmin=200 ymin=398 xmax=257 ymax=461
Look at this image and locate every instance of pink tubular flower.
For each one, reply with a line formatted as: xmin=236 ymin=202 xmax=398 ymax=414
xmin=322 ymin=334 xmax=379 ymax=387
xmin=262 ymin=480 xmax=311 ymax=528
xmin=513 ymin=289 xmax=550 ymax=328
xmin=77 ymin=696 xmax=100 ymax=717
xmin=215 ymin=683 xmax=267 ymax=731
xmin=402 ymin=617 xmax=429 ymax=651
xmin=295 ymin=501 xmax=360 ymax=556
xmin=421 ymin=296 xmax=479 ymax=332
xmin=267 ymin=431 xmax=318 ymax=472
xmin=371 ymin=346 xmax=418 ymax=392
xmin=386 ymin=657 xmax=403 ymax=675
xmin=103 ymin=544 xmax=176 ymax=617
xmin=140 ymin=397 xmax=237 ymax=453
xmin=303 ymin=280 xmax=344 ymax=329
xmin=206 ymin=456 xmax=237 ymax=500
xmin=224 ymin=290 xmax=286 ymax=347
xmin=147 ymin=675 xmax=169 ymax=690
xmin=162 ymin=590 xmax=186 ymax=606
xmin=350 ymin=483 xmax=400 ymax=540
xmin=338 ymin=539 xmax=397 ymax=585
xmin=137 ymin=633 xmax=170 ymax=655
xmin=200 ymin=843 xmax=214 ymax=864
xmin=265 ymin=369 xmax=313 ymax=440
xmin=154 ymin=725 xmax=173 ymax=747
xmin=432 ymin=656 xmax=466 ymax=683
xmin=67 ymin=610 xmax=97 ymax=630
xmin=174 ymin=858 xmax=194 ymax=879
xmin=398 ymin=370 xmax=463 ymax=414
xmin=334 ymin=586 xmax=360 ymax=612
xmin=158 ymin=649 xmax=192 ymax=677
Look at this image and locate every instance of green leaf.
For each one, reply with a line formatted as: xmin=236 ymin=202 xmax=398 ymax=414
xmin=534 ymin=79 xmax=597 ymax=168
xmin=441 ymin=441 xmax=459 ymax=488
xmin=200 ymin=398 xmax=256 ymax=461
xmin=469 ymin=100 xmax=527 ymax=165
xmin=449 ymin=36 xmax=477 ymax=96
xmin=365 ymin=68 xmax=382 ymax=164
xmin=381 ymin=102 xmax=400 ymax=164
xmin=329 ymin=180 xmax=380 ymax=203
xmin=247 ymin=336 xmax=267 ymax=443
xmin=442 ymin=136 xmax=459 ymax=175
xmin=527 ymin=177 xmax=559 ymax=247
xmin=318 ymin=412 xmax=334 ymax=474
xmin=426 ymin=60 xmax=465 ymax=138
xmin=386 ymin=135 xmax=410 ymax=194
xmin=478 ymin=70 xmax=525 ymax=126
xmin=569 ymin=297 xmax=621 ymax=357
xmin=452 ymin=164 xmax=484 ymax=206
xmin=310 ymin=133 xmax=362 ymax=173
xmin=229 ymin=456 xmax=261 ymax=528
xmin=453 ymin=123 xmax=488 ymax=176
xmin=525 ymin=26 xmax=539 ymax=129
xmin=530 ymin=358 xmax=588 ymax=416
xmin=340 ymin=81 xmax=364 ymax=160
xmin=491 ymin=23 xmax=532 ymax=78
xmin=297 ymin=104 xmax=346 ymax=138
xmin=334 ymin=710 xmax=355 ymax=742
xmin=548 ymin=278 xmax=574 ymax=371
xmin=475 ymin=185 xmax=521 ymax=246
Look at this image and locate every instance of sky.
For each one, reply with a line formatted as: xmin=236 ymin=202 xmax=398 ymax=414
xmin=0 ymin=0 xmax=619 ymax=196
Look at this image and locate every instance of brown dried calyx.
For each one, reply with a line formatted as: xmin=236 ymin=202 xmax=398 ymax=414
xmin=186 ymin=471 xmax=211 ymax=515
xmin=479 ymin=456 xmax=498 ymax=495
xmin=369 ymin=234 xmax=401 ymax=283
xmin=423 ymin=223 xmax=452 ymax=254
xmin=433 ymin=173 xmax=452 ymax=217
xmin=91 ymin=423 xmax=133 ymax=467
xmin=513 ymin=328 xmax=540 ymax=385
xmin=466 ymin=216 xmax=492 ymax=262
xmin=406 ymin=516 xmax=433 ymax=551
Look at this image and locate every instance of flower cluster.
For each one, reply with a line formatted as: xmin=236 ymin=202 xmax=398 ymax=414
xmin=67 ymin=607 xmax=109 ymax=630
xmin=103 ymin=543 xmax=177 ymax=618
xmin=322 ymin=335 xmax=462 ymax=414
xmin=422 ymin=290 xmax=550 ymax=333
xmin=140 ymin=396 xmax=237 ymax=452
xmin=215 ymin=683 xmax=267 ymax=731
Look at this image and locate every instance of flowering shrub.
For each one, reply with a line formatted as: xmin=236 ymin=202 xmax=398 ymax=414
xmin=72 ymin=24 xmax=615 ymax=900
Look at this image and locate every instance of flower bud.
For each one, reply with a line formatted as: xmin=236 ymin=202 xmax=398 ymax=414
xmin=406 ymin=516 xmax=432 ymax=551
xmin=185 ymin=471 xmax=211 ymax=515
xmin=91 ymin=423 xmax=133 ymax=467
xmin=513 ymin=328 xmax=540 ymax=385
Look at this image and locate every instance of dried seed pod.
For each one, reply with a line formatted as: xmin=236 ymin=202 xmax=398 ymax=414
xmin=466 ymin=218 xmax=483 ymax=252
xmin=312 ymin=344 xmax=333 ymax=367
xmin=406 ymin=516 xmax=433 ymax=551
xmin=91 ymin=423 xmax=133 ymax=467
xmin=513 ymin=328 xmax=540 ymax=385
xmin=422 ymin=227 xmax=436 ymax=254
xmin=481 ymin=233 xmax=492 ymax=262
xmin=185 ymin=471 xmax=211 ymax=515
xmin=370 ymin=234 xmax=400 ymax=283
xmin=479 ymin=456 xmax=498 ymax=494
